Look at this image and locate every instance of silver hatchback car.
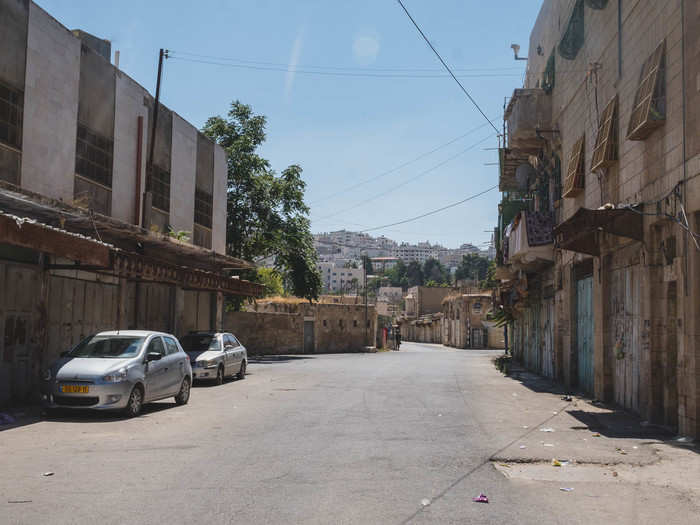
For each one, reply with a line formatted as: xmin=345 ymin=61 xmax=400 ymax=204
xmin=180 ymin=331 xmax=247 ymax=384
xmin=41 ymin=330 xmax=193 ymax=417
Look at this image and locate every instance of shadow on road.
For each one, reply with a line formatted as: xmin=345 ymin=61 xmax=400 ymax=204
xmin=501 ymin=359 xmax=697 ymax=453
xmin=248 ymin=355 xmax=315 ymax=364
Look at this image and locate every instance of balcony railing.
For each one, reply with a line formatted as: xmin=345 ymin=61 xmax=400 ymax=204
xmin=505 ymin=88 xmax=552 ymax=153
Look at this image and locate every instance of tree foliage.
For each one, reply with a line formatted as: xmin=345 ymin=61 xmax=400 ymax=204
xmin=202 ymin=101 xmax=321 ymax=302
xmin=455 ymin=253 xmax=490 ymax=282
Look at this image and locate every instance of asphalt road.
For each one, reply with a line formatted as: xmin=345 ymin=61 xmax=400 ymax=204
xmin=1 ymin=343 xmax=697 ymax=524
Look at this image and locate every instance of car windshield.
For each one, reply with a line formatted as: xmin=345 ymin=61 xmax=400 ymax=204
xmin=69 ymin=335 xmax=145 ymax=359
xmin=180 ymin=335 xmax=220 ymax=353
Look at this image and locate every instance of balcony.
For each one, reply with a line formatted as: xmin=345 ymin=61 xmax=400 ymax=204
xmin=504 ymin=211 xmax=554 ymax=270
xmin=498 ymin=148 xmax=531 ymax=192
xmin=505 ymin=88 xmax=552 ymax=153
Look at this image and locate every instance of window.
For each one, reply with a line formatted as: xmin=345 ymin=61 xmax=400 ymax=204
xmin=147 ymin=336 xmax=165 ymax=356
xmin=627 ymin=40 xmax=665 ymax=140
xmin=323 ymin=319 xmax=327 ymax=327
xmin=194 ymin=188 xmax=213 ymax=228
xmin=562 ymin=135 xmax=585 ymax=198
xmin=229 ymin=335 xmax=240 ymax=347
xmin=76 ymin=123 xmax=113 ymax=188
xmin=591 ymin=95 xmax=618 ymax=171
xmin=164 ymin=337 xmax=179 ymax=355
xmin=0 ymin=80 xmax=23 ymax=150
xmin=353 ymin=320 xmax=358 ymax=328
xmin=146 ymin=164 xmax=171 ymax=212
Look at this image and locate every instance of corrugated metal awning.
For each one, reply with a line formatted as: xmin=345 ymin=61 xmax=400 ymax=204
xmin=554 ymin=207 xmax=643 ymax=256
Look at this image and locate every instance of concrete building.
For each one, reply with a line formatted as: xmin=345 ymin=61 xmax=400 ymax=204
xmin=318 ymin=262 xmax=364 ymax=294
xmin=403 ymin=286 xmax=452 ymax=318
xmin=0 ymin=1 xmax=262 ymax=406
xmin=494 ymin=0 xmax=700 ymax=438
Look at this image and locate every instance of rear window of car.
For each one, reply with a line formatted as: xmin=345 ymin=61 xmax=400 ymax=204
xmin=180 ymin=334 xmax=220 ymax=352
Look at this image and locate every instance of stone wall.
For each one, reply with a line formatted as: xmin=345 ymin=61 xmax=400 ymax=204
xmin=224 ymin=311 xmax=301 ymax=355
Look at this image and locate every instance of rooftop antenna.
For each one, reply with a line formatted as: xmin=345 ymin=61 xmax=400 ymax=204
xmin=511 ymin=44 xmax=528 ymax=61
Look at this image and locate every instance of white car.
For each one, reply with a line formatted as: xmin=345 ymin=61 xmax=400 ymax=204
xmin=180 ymin=331 xmax=247 ymax=384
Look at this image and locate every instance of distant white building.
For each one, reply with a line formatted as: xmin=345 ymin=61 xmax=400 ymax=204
xmin=319 ymin=261 xmax=364 ymax=293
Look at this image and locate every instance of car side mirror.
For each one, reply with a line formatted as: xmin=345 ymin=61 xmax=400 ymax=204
xmin=146 ymin=352 xmax=162 ymax=362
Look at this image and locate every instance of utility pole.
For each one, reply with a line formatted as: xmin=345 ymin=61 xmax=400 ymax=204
xmin=147 ymin=48 xmax=167 ymax=179
xmin=364 ymin=252 xmax=369 ymax=347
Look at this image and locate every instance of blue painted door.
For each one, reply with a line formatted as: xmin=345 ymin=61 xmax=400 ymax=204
xmin=576 ymin=276 xmax=594 ymax=394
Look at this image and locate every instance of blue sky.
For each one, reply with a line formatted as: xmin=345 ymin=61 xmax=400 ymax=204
xmin=37 ymin=0 xmax=540 ymax=249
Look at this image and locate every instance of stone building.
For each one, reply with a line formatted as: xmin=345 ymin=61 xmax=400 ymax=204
xmin=495 ymin=0 xmax=700 ymax=438
xmin=442 ymin=293 xmax=495 ymax=349
xmin=0 ymin=1 xmax=263 ymax=406
xmin=234 ymin=299 xmax=378 ymax=354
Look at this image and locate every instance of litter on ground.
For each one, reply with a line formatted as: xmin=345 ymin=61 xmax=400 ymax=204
xmin=559 ymin=487 xmax=574 ymax=492
xmin=421 ymin=498 xmax=430 ymax=507
xmin=42 ymin=472 xmax=54 ymax=477
xmin=540 ymin=428 xmax=555 ymax=432
xmin=551 ymin=459 xmax=562 ymax=467
xmin=472 ymin=493 xmax=489 ymax=503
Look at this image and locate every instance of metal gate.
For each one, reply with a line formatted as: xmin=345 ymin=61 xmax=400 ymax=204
xmin=303 ymin=320 xmax=314 ymax=353
xmin=608 ymin=266 xmax=640 ymax=412
xmin=524 ymin=305 xmax=541 ymax=372
xmin=576 ymin=275 xmax=594 ymax=394
xmin=541 ymin=298 xmax=555 ymax=378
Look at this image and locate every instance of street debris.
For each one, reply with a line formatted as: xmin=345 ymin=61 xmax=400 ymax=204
xmin=553 ymin=411 xmax=558 ymax=415
xmin=551 ymin=459 xmax=562 ymax=467
xmin=8 ymin=500 xmax=32 ymax=504
xmin=0 ymin=412 xmax=16 ymax=425
xmin=421 ymin=498 xmax=430 ymax=507
xmin=42 ymin=472 xmax=54 ymax=477
xmin=612 ymin=471 xmax=618 ymax=477
xmin=498 ymin=463 xmax=511 ymax=468
xmin=559 ymin=487 xmax=574 ymax=492
xmin=615 ymin=447 xmax=627 ymax=455
xmin=544 ymin=443 xmax=554 ymax=447
xmin=540 ymin=428 xmax=555 ymax=432
xmin=592 ymin=432 xmax=601 ymax=437
xmin=522 ymin=425 xmax=529 ymax=429
xmin=472 ymin=493 xmax=489 ymax=503
xmin=561 ymin=395 xmax=572 ymax=401
xmin=519 ymin=445 xmax=527 ymax=449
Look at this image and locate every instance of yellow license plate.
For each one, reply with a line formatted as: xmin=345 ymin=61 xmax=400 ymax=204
xmin=61 ymin=385 xmax=89 ymax=394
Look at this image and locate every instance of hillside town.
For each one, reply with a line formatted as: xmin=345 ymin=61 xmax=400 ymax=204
xmin=0 ymin=1 xmax=698 ymax=524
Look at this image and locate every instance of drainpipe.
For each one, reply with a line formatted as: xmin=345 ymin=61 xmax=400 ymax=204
xmin=680 ymin=0 xmax=689 ymax=296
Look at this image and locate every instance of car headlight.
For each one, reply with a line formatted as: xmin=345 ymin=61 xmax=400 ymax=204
xmin=199 ymin=360 xmax=217 ymax=369
xmin=42 ymin=369 xmax=52 ymax=381
xmin=103 ymin=368 xmax=128 ymax=383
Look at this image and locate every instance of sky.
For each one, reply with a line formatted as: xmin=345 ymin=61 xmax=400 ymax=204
xmin=37 ymin=0 xmax=541 ymax=249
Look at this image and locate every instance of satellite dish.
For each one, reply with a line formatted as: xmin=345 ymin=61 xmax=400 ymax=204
xmin=515 ymin=163 xmax=535 ymax=191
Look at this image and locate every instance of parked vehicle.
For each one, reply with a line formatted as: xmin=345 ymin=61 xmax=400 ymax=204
xmin=41 ymin=330 xmax=192 ymax=417
xmin=180 ymin=331 xmax=247 ymax=384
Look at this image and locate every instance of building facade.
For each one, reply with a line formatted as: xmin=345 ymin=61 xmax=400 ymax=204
xmin=495 ymin=0 xmax=700 ymax=438
xmin=0 ymin=1 xmax=262 ymax=406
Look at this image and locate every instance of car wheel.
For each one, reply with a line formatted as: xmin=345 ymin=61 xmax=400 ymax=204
xmin=237 ymin=360 xmax=246 ymax=380
xmin=124 ymin=386 xmax=143 ymax=417
xmin=215 ymin=365 xmax=224 ymax=385
xmin=175 ymin=377 xmax=191 ymax=405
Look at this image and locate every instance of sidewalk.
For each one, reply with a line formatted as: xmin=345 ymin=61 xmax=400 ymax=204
xmin=489 ymin=361 xmax=700 ymax=504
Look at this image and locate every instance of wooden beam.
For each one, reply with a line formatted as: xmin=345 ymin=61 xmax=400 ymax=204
xmin=0 ymin=214 xmax=111 ymax=267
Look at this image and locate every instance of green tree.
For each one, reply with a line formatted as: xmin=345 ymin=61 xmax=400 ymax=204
xmin=256 ymin=267 xmax=284 ymax=297
xmin=203 ymin=101 xmax=321 ymax=302
xmin=480 ymin=260 xmax=498 ymax=290
xmin=423 ymin=257 xmax=450 ymax=285
xmin=385 ymin=259 xmax=408 ymax=288
xmin=406 ymin=260 xmax=424 ymax=287
xmin=455 ymin=253 xmax=490 ymax=282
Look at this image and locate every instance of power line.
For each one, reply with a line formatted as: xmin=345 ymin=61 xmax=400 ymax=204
xmin=313 ymin=133 xmax=495 ymax=221
xmin=168 ymin=55 xmax=521 ymax=79
xmin=396 ymin=0 xmax=500 ymax=135
xmin=359 ymin=185 xmax=498 ymax=233
xmin=309 ymin=117 xmax=499 ymax=205
xmin=170 ymin=50 xmax=523 ymax=73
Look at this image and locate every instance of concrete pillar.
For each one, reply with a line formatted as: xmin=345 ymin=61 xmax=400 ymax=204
xmin=214 ymin=291 xmax=224 ymax=332
xmin=172 ymin=286 xmax=185 ymax=337
xmin=116 ymin=277 xmax=129 ymax=330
